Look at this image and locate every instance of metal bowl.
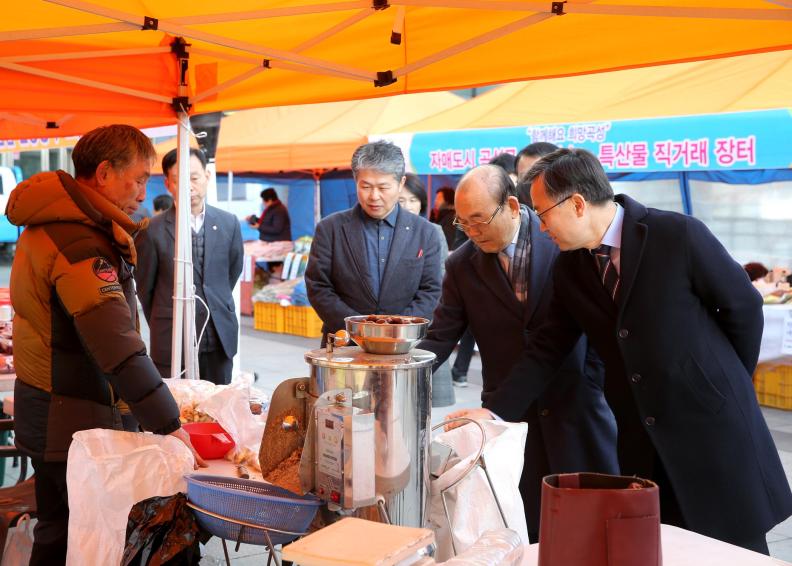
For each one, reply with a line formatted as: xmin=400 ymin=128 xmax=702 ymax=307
xmin=345 ymin=315 xmax=429 ymax=355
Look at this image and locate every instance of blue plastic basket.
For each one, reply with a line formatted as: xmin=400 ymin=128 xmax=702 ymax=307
xmin=185 ymin=474 xmax=322 ymax=547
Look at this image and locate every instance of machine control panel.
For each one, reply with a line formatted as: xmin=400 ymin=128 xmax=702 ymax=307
xmin=315 ymin=401 xmax=375 ymax=509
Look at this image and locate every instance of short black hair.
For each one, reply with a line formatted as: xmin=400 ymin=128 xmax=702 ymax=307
xmin=153 ymin=193 xmax=174 ymax=212
xmin=260 ymin=188 xmax=279 ymax=202
xmin=517 ymin=142 xmax=559 ymax=162
xmin=488 ymin=152 xmax=516 ymax=176
xmin=403 ymin=173 xmax=428 ymax=215
xmin=516 ymin=142 xmax=558 ymax=176
xmin=515 ymin=176 xmax=533 ymax=208
xmin=161 ymin=147 xmax=208 ymax=177
xmin=436 ymin=186 xmax=456 ymax=206
xmin=524 ymin=148 xmax=613 ymax=205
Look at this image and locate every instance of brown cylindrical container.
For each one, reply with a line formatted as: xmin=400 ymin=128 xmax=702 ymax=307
xmin=538 ymin=473 xmax=662 ymax=566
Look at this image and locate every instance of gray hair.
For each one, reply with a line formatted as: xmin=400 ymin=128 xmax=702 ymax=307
xmin=351 ymin=140 xmax=405 ymax=181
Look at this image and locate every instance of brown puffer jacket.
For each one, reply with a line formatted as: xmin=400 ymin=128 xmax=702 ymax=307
xmin=6 ymin=170 xmax=180 ymax=462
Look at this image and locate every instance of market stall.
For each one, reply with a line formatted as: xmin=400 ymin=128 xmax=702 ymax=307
xmin=1 ymin=1 xmax=791 ymax=565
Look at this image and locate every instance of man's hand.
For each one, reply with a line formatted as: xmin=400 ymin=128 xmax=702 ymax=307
xmin=443 ymin=408 xmax=494 ymax=431
xmin=170 ymin=427 xmax=208 ymax=469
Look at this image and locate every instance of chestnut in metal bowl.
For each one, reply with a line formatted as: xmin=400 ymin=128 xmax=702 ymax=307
xmin=344 ymin=315 xmax=429 ymax=355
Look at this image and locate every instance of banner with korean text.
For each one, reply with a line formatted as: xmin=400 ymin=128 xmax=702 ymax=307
xmin=395 ymin=109 xmax=792 ymax=175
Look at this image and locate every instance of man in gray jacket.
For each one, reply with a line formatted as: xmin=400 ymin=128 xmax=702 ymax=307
xmin=306 ymin=141 xmax=442 ymax=341
xmin=135 ymin=148 xmax=243 ymax=384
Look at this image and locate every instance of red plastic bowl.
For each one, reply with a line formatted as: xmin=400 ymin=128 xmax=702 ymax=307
xmin=182 ymin=422 xmax=236 ymax=460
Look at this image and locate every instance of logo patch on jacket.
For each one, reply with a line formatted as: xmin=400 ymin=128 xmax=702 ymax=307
xmin=92 ymin=257 xmax=118 ymax=283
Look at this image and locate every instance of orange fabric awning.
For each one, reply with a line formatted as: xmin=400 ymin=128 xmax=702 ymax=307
xmin=154 ymin=91 xmax=462 ymax=172
xmin=388 ymin=51 xmax=792 ymax=132
xmin=1 ymin=1 xmax=789 ymax=139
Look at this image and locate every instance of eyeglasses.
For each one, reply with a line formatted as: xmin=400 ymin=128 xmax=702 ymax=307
xmin=452 ymin=202 xmax=504 ymax=232
xmin=534 ymin=195 xmax=572 ymax=220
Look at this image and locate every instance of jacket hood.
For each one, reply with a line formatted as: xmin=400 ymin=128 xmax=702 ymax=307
xmin=5 ymin=170 xmax=148 ymax=264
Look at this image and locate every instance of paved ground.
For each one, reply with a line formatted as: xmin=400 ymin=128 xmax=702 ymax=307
xmin=1 ymin=246 xmax=792 ymax=562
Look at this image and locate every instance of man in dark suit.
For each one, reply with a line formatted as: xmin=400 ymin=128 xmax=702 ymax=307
xmin=135 ymin=148 xmax=243 ymax=384
xmin=491 ymin=148 xmax=792 ymax=553
xmin=305 ymin=141 xmax=442 ymax=340
xmin=418 ymin=164 xmax=619 ymax=542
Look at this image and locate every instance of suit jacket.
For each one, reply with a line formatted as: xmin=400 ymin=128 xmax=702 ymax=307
xmin=135 ymin=205 xmax=244 ymax=366
xmin=488 ymin=194 xmax=792 ymax=542
xmin=258 ymin=200 xmax=291 ymax=242
xmin=305 ymin=204 xmax=442 ymax=340
xmin=419 ymin=209 xmax=619 ymax=536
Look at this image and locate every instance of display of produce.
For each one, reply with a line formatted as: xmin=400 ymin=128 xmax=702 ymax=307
xmin=179 ymin=402 xmax=214 ymax=424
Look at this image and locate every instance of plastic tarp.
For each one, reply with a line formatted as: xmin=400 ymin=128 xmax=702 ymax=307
xmin=0 ymin=1 xmax=789 ymax=139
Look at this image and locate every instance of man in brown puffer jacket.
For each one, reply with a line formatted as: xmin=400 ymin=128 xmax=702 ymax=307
xmin=6 ymin=124 xmax=204 ymax=565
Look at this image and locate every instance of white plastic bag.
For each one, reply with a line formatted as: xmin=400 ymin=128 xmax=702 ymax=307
xmin=1 ymin=513 xmax=34 ymax=566
xmin=428 ymin=420 xmax=528 ymax=561
xmin=198 ymin=385 xmax=266 ymax=454
xmin=65 ymin=429 xmax=195 ymax=566
xmin=439 ymin=529 xmax=524 ymax=566
xmin=162 ymin=377 xmax=218 ymax=409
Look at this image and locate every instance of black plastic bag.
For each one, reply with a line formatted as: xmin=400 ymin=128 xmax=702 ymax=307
xmin=122 ymin=493 xmax=209 ymax=566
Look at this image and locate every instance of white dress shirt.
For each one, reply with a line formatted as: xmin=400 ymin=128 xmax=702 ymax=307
xmin=599 ymin=202 xmax=625 ymax=274
xmin=191 ymin=202 xmax=206 ymax=233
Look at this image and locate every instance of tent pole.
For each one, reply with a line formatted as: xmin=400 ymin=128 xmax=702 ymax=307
xmin=394 ymin=0 xmax=791 ymax=20
xmin=0 ymin=22 xmax=133 ymax=41
xmin=394 ymin=12 xmax=553 ymax=77
xmin=171 ymin=114 xmax=188 ymax=378
xmin=193 ymin=67 xmax=267 ymax=103
xmin=44 ymin=0 xmax=376 ymax=81
xmin=426 ymin=174 xmax=432 ymax=220
xmin=167 ymin=2 xmax=369 ymax=25
xmin=0 ymin=61 xmax=171 ymax=103
xmin=0 ymin=46 xmax=171 ymax=63
xmin=292 ymin=9 xmax=372 ymax=53
xmin=313 ymin=169 xmax=323 ymax=225
xmin=0 ymin=113 xmax=51 ymax=128
xmin=190 ymin=47 xmax=371 ymax=82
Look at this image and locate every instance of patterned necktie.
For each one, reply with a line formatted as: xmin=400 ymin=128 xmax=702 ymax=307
xmin=592 ymin=244 xmax=620 ymax=301
xmin=498 ymin=251 xmax=510 ymax=277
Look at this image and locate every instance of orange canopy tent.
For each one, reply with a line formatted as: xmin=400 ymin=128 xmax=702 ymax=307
xmin=154 ymin=90 xmax=463 ymax=172
xmin=1 ymin=1 xmax=790 ymax=140
xmin=1 ymin=0 xmax=789 ymax=378
xmin=387 ymin=50 xmax=792 ymax=132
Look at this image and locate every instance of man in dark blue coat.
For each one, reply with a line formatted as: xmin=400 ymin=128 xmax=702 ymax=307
xmin=418 ymin=164 xmax=619 ymax=542
xmin=490 ymin=148 xmax=792 ymax=553
xmin=305 ymin=141 xmax=442 ymax=341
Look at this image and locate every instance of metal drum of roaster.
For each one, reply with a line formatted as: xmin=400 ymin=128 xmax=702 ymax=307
xmin=304 ymin=344 xmax=434 ymax=528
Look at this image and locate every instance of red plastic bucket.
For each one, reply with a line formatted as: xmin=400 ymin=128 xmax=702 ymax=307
xmin=182 ymin=422 xmax=236 ymax=460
